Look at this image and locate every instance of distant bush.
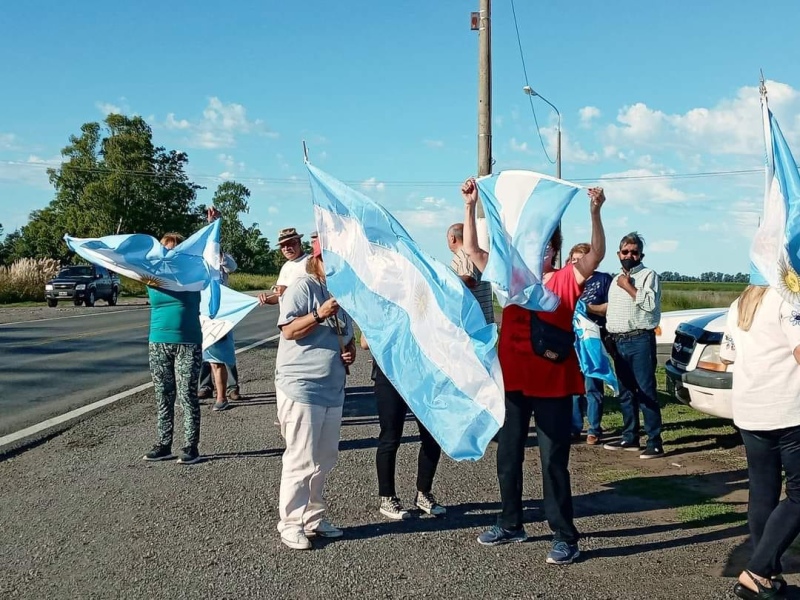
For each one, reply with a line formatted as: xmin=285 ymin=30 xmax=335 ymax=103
xmin=0 ymin=258 xmax=61 ymax=303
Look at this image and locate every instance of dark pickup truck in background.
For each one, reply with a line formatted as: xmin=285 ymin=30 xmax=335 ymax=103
xmin=45 ymin=265 xmax=121 ymax=307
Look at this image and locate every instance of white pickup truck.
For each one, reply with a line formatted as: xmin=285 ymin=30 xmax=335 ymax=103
xmin=663 ymin=309 xmax=732 ymax=419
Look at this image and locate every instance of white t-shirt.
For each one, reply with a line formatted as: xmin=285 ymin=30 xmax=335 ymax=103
xmin=276 ymin=254 xmax=309 ymax=288
xmin=720 ymin=288 xmax=800 ymax=431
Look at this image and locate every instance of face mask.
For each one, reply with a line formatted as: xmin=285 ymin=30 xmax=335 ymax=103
xmin=620 ymin=257 xmax=641 ymax=271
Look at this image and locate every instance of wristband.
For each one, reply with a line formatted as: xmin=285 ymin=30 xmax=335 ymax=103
xmin=312 ymin=308 xmax=324 ymax=324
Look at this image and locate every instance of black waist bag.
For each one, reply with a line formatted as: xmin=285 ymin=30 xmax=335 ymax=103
xmin=529 ymin=311 xmax=575 ymax=363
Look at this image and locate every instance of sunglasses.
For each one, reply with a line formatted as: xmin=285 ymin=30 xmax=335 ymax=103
xmin=619 ymin=249 xmax=641 ymax=257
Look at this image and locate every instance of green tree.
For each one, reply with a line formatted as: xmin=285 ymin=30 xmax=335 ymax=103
xmin=204 ymin=181 xmax=276 ymax=274
xmin=8 ymin=114 xmax=203 ymax=262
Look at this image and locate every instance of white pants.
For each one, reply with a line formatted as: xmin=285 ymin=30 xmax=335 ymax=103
xmin=276 ymin=387 xmax=343 ymax=534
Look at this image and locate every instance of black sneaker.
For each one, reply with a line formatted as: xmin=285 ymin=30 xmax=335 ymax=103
xmin=142 ymin=444 xmax=174 ymax=461
xmin=176 ymin=445 xmax=201 ymax=465
xmin=640 ymin=446 xmax=665 ymax=459
xmin=603 ymin=440 xmax=641 ymax=451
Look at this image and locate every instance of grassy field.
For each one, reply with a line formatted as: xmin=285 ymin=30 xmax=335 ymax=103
xmin=661 ymin=281 xmax=744 ymax=312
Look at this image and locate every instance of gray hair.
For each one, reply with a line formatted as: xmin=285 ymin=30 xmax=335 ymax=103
xmin=619 ymin=231 xmax=645 ymax=253
xmin=447 ymin=223 xmax=464 ymax=240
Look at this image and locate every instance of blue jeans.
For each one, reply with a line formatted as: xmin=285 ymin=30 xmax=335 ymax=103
xmin=611 ymin=330 xmax=662 ymax=448
xmin=571 ymin=376 xmax=605 ymax=436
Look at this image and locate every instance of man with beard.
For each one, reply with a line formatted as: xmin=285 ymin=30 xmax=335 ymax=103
xmin=603 ymin=232 xmax=664 ymax=459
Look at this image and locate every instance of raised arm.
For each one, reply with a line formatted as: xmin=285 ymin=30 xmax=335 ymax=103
xmin=573 ymin=187 xmax=606 ymax=286
xmin=460 ymin=178 xmax=489 ymax=272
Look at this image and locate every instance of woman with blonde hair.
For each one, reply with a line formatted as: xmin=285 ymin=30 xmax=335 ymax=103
xmin=721 ymin=281 xmax=800 ymax=599
xmin=274 ymin=238 xmax=356 ymax=550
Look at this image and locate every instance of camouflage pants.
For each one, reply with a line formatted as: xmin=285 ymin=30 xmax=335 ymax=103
xmin=148 ymin=343 xmax=202 ymax=448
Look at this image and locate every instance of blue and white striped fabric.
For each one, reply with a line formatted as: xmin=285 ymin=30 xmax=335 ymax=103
xmin=750 ymin=96 xmax=800 ymax=305
xmin=200 ymin=284 xmax=259 ymax=351
xmin=307 ymin=164 xmax=504 ymax=461
xmin=64 ymin=220 xmax=222 ymax=317
xmin=573 ymin=300 xmax=619 ymax=395
xmin=475 ymin=171 xmax=582 ymax=311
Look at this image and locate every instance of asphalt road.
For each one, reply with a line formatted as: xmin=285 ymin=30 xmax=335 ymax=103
xmin=0 ymin=299 xmax=280 ymax=436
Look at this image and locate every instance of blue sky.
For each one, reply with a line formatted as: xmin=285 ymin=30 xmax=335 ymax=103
xmin=2 ymin=0 xmax=800 ymax=275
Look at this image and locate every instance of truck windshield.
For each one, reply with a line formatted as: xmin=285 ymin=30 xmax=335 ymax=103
xmin=58 ymin=266 xmax=93 ymax=277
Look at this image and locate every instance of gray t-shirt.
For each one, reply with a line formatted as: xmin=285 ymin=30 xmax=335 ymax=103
xmin=275 ymin=276 xmax=354 ymax=407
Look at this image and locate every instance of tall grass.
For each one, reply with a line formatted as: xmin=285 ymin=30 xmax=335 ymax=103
xmin=120 ymin=272 xmax=278 ymax=297
xmin=661 ymin=290 xmax=741 ymax=312
xmin=0 ymin=258 xmax=61 ymax=303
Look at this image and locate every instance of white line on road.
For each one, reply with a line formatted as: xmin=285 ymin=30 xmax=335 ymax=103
xmin=0 ymin=307 xmax=147 ymax=327
xmin=0 ymin=332 xmax=281 ymax=451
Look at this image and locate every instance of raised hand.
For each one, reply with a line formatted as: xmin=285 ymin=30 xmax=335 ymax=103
xmin=461 ymin=178 xmax=478 ymax=206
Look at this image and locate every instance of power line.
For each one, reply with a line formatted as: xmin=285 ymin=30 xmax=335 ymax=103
xmin=509 ymin=0 xmax=555 ymax=164
xmin=0 ymin=159 xmax=765 ymax=186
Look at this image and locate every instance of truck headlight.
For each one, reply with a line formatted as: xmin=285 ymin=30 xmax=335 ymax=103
xmin=697 ymin=344 xmax=727 ymax=372
xmin=75 ymin=284 xmax=86 ymax=290
xmin=45 ymin=284 xmax=53 ymax=291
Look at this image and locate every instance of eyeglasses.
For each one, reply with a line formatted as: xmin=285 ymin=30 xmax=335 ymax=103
xmin=619 ymin=249 xmax=640 ymax=256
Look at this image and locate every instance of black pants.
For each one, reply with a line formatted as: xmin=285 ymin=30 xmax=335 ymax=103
xmin=374 ymin=375 xmax=441 ymax=498
xmin=497 ymin=391 xmax=579 ymax=544
xmin=741 ymin=425 xmax=800 ymax=577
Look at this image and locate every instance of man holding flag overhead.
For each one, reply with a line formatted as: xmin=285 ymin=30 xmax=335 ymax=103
xmin=462 ymin=175 xmax=606 ymax=566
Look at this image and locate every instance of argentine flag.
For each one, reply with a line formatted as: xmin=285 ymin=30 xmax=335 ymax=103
xmin=200 ymin=285 xmax=260 ymax=350
xmin=573 ymin=300 xmax=619 ymax=395
xmin=64 ymin=220 xmax=222 ymax=317
xmin=307 ymin=164 xmax=504 ymax=461
xmin=475 ymin=171 xmax=581 ymax=311
xmin=750 ymin=90 xmax=800 ymax=305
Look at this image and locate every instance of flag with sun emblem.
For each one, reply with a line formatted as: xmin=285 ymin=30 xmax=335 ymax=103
xmin=750 ymin=84 xmax=800 ymax=305
xmin=64 ymin=220 xmax=222 ymax=316
xmin=474 ymin=170 xmax=582 ymax=312
xmin=307 ymin=163 xmax=504 ymax=461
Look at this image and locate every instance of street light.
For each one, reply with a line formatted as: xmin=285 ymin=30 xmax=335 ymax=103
xmin=522 ymin=86 xmax=561 ymax=180
xmin=523 ymin=85 xmax=563 ymax=267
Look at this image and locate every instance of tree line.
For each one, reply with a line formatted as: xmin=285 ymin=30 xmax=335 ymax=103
xmin=659 ymin=271 xmax=750 ymax=283
xmin=0 ymin=114 xmax=294 ymax=274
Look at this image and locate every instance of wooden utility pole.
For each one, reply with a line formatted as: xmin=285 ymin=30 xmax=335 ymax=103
xmin=475 ymin=0 xmax=491 ymax=217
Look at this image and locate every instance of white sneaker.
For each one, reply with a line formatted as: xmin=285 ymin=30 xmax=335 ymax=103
xmin=305 ymin=519 xmax=343 ymax=538
xmin=280 ymin=529 xmax=311 ymax=550
xmin=380 ymin=496 xmax=411 ymax=520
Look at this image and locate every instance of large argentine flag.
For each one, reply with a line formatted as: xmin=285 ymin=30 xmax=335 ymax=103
xmin=307 ymin=164 xmax=504 ymax=461
xmin=750 ymin=92 xmax=800 ymax=305
xmin=573 ymin=301 xmax=619 ymax=395
xmin=200 ymin=285 xmax=260 ymax=350
xmin=64 ymin=220 xmax=222 ymax=316
xmin=475 ymin=171 xmax=581 ymax=311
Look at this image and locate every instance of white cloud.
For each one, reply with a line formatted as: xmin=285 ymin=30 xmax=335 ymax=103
xmin=579 ymin=106 xmax=601 ymax=126
xmin=96 ymin=102 xmax=122 ymax=115
xmin=218 ymin=154 xmax=235 ymax=169
xmin=509 ymin=137 xmax=530 ymax=153
xmin=218 ymin=171 xmax=234 ymax=180
xmin=267 ymin=206 xmax=279 ymax=214
xmin=424 ymin=139 xmax=444 ymax=149
xmin=599 ymin=169 xmax=690 ymax=207
xmin=649 ymin=240 xmax=679 ymax=253
xmin=540 ymin=128 xmax=600 ymax=164
xmin=361 ymin=177 xmax=385 ymax=192
xmin=0 ymin=155 xmax=61 ymax=188
xmin=0 ymin=133 xmax=17 ymax=149
xmin=164 ymin=97 xmax=277 ymax=149
xmin=422 ymin=196 xmax=446 ymax=208
xmin=604 ymin=80 xmax=800 ymax=158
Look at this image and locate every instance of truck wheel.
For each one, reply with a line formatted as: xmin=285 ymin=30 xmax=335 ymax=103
xmin=84 ymin=289 xmax=96 ymax=307
xmin=108 ymin=288 xmax=118 ymax=306
xmin=47 ymin=299 xmax=58 ymax=308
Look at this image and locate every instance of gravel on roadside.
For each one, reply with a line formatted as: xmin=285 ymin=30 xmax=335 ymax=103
xmin=0 ymin=342 xmax=771 ymax=600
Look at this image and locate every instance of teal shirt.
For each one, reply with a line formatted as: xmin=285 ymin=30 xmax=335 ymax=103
xmin=147 ymin=287 xmax=202 ymax=344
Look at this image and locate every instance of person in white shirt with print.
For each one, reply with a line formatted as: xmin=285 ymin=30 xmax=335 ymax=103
xmin=259 ymin=227 xmax=309 ymax=306
xmin=721 ymin=280 xmax=800 ymax=599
